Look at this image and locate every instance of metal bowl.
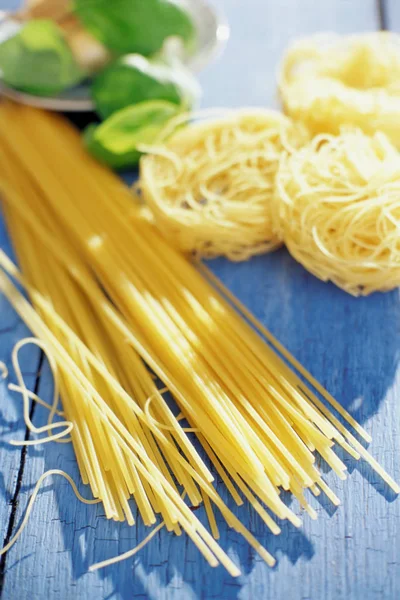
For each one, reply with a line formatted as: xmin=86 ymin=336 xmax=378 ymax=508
xmin=0 ymin=0 xmax=229 ymax=112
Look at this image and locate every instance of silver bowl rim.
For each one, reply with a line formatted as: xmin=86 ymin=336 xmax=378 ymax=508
xmin=0 ymin=0 xmax=229 ymax=112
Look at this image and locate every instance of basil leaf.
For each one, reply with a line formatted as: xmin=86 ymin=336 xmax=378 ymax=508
xmin=92 ymin=53 xmax=199 ymax=119
xmin=0 ymin=20 xmax=84 ymax=96
xmin=74 ymin=0 xmax=196 ymax=57
xmin=84 ymin=99 xmax=181 ymax=168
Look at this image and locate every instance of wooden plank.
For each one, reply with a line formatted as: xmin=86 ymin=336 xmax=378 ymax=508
xmin=199 ymin=0 xmax=379 ymax=107
xmin=385 ymin=0 xmax=400 ymax=28
xmin=0 ymin=217 xmax=41 ymax=588
xmin=0 ymin=0 xmax=20 ymax=13
xmin=2 ymin=1 xmax=400 ymax=600
xmin=208 ymin=256 xmax=400 ymax=600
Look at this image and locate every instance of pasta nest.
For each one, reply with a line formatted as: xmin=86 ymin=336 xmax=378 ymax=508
xmin=272 ymin=128 xmax=400 ymax=296
xmin=139 ymin=109 xmax=309 ymax=261
xmin=278 ymin=32 xmax=400 ymax=148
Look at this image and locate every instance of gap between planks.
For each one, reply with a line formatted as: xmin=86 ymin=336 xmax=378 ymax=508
xmin=377 ymin=0 xmax=388 ymax=29
xmin=0 ymin=350 xmax=44 ymax=598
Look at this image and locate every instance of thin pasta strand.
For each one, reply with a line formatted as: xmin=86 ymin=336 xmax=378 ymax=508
xmin=89 ymin=522 xmax=166 ymax=571
xmin=0 ymin=470 xmax=100 ymax=557
xmin=8 ymin=338 xmax=73 ymax=446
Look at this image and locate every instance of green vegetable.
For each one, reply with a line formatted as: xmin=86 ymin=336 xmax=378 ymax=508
xmin=92 ymin=53 xmax=199 ymax=119
xmin=74 ymin=0 xmax=196 ymax=57
xmin=84 ymin=99 xmax=181 ymax=168
xmin=0 ymin=20 xmax=84 ymax=96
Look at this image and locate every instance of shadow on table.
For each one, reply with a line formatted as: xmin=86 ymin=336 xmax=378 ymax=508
xmin=78 ymin=252 xmax=398 ymax=597
xmin=210 ymin=250 xmax=400 ymax=428
xmin=10 ymin=445 xmax=315 ymax=600
xmin=1 ymin=250 xmax=399 ymax=599
xmin=1 ymin=356 xmax=315 ymax=599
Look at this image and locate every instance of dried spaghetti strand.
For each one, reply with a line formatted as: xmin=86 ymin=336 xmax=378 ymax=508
xmin=90 ymin=491 xmax=188 ymax=571
xmin=89 ymin=522 xmax=166 ymax=571
xmin=144 ymin=389 xmax=200 ymax=433
xmin=196 ymin=261 xmax=372 ymax=443
xmin=8 ymin=337 xmax=73 ymax=445
xmin=0 ymin=469 xmax=100 ymax=557
xmin=8 ymin=384 xmax=65 ymax=417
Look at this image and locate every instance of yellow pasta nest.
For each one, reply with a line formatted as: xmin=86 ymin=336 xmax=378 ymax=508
xmin=279 ymin=32 xmax=400 ymax=148
xmin=140 ymin=109 xmax=309 ymax=260
xmin=272 ymin=129 xmax=400 ymax=296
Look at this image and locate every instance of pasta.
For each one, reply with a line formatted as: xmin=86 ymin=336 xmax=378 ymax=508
xmin=9 ymin=338 xmax=73 ymax=446
xmin=272 ymin=128 xmax=400 ymax=295
xmin=278 ymin=32 xmax=400 ymax=148
xmin=0 ymin=120 xmax=278 ymax=570
xmin=0 ymin=470 xmax=100 ymax=558
xmin=140 ymin=109 xmax=308 ymax=260
xmin=0 ymin=259 xmax=246 ymax=574
xmin=89 ymin=522 xmax=166 ymax=571
xmin=0 ymin=102 xmax=398 ymax=576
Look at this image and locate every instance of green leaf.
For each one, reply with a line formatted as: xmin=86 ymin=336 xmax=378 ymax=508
xmin=0 ymin=20 xmax=84 ymax=96
xmin=84 ymin=99 xmax=181 ymax=169
xmin=74 ymin=0 xmax=196 ymax=57
xmin=92 ymin=53 xmax=199 ymax=119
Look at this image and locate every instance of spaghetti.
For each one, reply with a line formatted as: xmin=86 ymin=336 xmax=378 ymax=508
xmin=8 ymin=338 xmax=73 ymax=446
xmin=0 ymin=102 xmax=397 ymax=576
xmin=0 ymin=469 xmax=100 ymax=558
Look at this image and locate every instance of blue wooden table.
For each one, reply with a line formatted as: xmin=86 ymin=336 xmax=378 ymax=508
xmin=0 ymin=1 xmax=399 ymax=599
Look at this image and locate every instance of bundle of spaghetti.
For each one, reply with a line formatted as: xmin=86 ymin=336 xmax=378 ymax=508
xmin=1 ymin=205 xmax=209 ymax=527
xmin=0 ymin=103 xmax=398 ymax=570
xmin=278 ymin=32 xmax=400 ymax=148
xmin=272 ymin=128 xmax=400 ymax=296
xmin=0 ymin=152 xmax=259 ymax=567
xmin=0 ymin=158 xmax=302 ymax=540
xmin=0 ymin=143 xmax=282 ymax=569
xmin=0 ymin=264 xmax=254 ymax=573
xmin=140 ymin=109 xmax=309 ymax=260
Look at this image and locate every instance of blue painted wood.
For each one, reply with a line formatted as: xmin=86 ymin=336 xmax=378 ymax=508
xmin=198 ymin=0 xmax=380 ymax=108
xmin=0 ymin=0 xmax=19 ymax=11
xmin=0 ymin=213 xmax=42 ymax=562
xmin=386 ymin=0 xmax=400 ymax=28
xmin=1 ymin=1 xmax=399 ymax=599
